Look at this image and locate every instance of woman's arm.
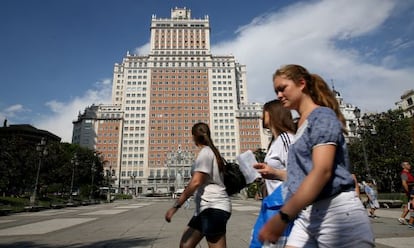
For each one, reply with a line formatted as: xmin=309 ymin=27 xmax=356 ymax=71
xmin=165 ymin=171 xmax=209 ymax=222
xmin=178 ymin=171 xmax=208 ymax=205
xmin=253 ymin=163 xmax=287 ymax=181
xmin=258 ymin=144 xmax=336 ymax=242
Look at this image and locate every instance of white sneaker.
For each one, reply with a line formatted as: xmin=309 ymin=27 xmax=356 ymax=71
xmin=398 ymin=218 xmax=408 ymax=225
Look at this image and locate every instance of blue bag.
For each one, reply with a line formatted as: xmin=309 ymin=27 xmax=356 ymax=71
xmin=250 ymin=185 xmax=293 ymax=248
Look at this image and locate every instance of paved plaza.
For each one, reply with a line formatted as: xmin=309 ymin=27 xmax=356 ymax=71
xmin=0 ymin=198 xmax=413 ymax=247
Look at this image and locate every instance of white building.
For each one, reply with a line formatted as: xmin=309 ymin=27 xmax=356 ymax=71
xmin=395 ymin=89 xmax=414 ymax=118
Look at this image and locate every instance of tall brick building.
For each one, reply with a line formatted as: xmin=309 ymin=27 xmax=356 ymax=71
xmin=73 ymin=8 xmax=267 ymax=195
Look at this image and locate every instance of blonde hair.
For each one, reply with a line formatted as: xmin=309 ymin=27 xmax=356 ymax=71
xmin=273 ymin=64 xmax=347 ymax=133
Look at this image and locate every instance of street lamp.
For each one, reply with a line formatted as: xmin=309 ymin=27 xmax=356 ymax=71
xmin=130 ymin=174 xmax=136 ymax=196
xmin=352 ymin=107 xmax=371 ymax=179
xmin=69 ymin=153 xmax=78 ymax=204
xmin=89 ymin=157 xmax=96 ymax=201
xmin=30 ymin=137 xmax=48 ymax=206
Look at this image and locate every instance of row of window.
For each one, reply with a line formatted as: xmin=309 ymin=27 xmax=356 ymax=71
xmin=126 ymin=81 xmax=147 ymax=85
xmin=240 ymin=131 xmax=261 ymax=135
xmin=125 ymin=100 xmax=145 ymax=104
xmin=124 ymin=126 xmax=145 ymax=131
xmin=150 ymin=61 xmax=207 ymax=67
xmin=153 ymin=69 xmax=207 ymax=73
xmin=122 ymin=153 xmax=144 ymax=158
xmin=151 ymin=99 xmax=209 ymax=104
xmin=127 ymin=69 xmax=148 ymax=73
xmin=124 ymin=120 xmax=145 ymax=124
xmin=212 ymin=93 xmax=233 ymax=97
xmin=124 ymin=114 xmax=146 ymax=118
xmin=212 ymin=86 xmax=233 ymax=91
xmin=121 ymin=170 xmax=144 ymax=177
xmin=125 ymin=87 xmax=147 ymax=92
xmin=121 ymin=161 xmax=145 ymax=166
xmin=125 ymin=93 xmax=147 ymax=98
xmin=122 ymin=139 xmax=144 ymax=144
xmin=125 ymin=106 xmax=146 ymax=111
xmin=149 ymin=117 xmax=206 ymax=124
xmin=155 ymin=23 xmax=206 ymax=28
xmin=127 ymin=75 xmax=147 ymax=79
xmin=152 ymin=86 xmax=208 ymax=91
xmin=121 ymin=60 xmax=236 ymax=68
xmin=213 ymin=106 xmax=234 ymax=111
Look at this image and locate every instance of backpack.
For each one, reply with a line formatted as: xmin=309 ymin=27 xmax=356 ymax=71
xmin=222 ymin=159 xmax=247 ymax=196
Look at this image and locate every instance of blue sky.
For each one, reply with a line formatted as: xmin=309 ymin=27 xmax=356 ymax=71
xmin=1 ymin=0 xmax=413 ymax=142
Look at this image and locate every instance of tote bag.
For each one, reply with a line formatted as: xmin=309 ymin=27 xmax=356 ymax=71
xmin=250 ymin=184 xmax=293 ymax=248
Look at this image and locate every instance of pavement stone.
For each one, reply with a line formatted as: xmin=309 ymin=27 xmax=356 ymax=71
xmin=142 ymin=198 xmax=414 ymax=248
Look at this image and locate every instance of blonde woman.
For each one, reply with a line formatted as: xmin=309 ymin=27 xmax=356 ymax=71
xmin=259 ymin=65 xmax=374 ymax=247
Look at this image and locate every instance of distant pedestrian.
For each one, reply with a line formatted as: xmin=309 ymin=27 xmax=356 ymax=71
xmin=258 ymin=64 xmax=374 ymax=247
xmin=184 ymin=197 xmax=191 ymax=209
xmin=398 ymin=161 xmax=414 ymax=225
xmin=165 ymin=122 xmax=231 ymax=248
xmin=364 ymin=179 xmax=379 ymax=218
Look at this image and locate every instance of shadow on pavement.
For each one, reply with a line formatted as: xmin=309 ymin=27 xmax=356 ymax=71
xmin=0 ymin=237 xmax=157 ymax=248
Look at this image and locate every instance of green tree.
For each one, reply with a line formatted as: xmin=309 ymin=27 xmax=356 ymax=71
xmin=0 ymin=137 xmax=104 ymax=199
xmin=349 ymin=110 xmax=414 ymax=192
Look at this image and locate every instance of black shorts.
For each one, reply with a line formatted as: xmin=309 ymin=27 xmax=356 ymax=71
xmin=188 ymin=208 xmax=231 ymax=239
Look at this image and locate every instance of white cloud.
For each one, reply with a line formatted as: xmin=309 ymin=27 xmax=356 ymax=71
xmin=0 ymin=104 xmax=29 ymax=123
xmin=134 ymin=42 xmax=151 ymax=55
xmin=211 ymin=0 xmax=412 ymax=113
xmin=33 ymin=78 xmax=112 ymax=143
xmin=20 ymin=0 xmax=412 ymax=143
xmin=5 ymin=104 xmax=25 ymax=113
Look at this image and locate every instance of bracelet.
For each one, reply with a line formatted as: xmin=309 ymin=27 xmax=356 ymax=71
xmin=279 ymin=210 xmax=292 ymax=223
xmin=173 ymin=201 xmax=181 ymax=209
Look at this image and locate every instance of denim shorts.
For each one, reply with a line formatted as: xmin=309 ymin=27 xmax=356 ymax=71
xmin=188 ymin=208 xmax=231 ymax=238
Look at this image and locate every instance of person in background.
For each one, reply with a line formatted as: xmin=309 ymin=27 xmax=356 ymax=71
xmin=165 ymin=122 xmax=231 ymax=248
xmin=399 ymin=161 xmax=414 ymax=225
xmin=364 ymin=179 xmax=379 ymax=218
xmin=250 ymin=99 xmax=296 ymax=248
xmin=259 ymin=64 xmax=374 ymax=247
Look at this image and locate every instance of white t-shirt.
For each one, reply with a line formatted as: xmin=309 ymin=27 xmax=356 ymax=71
xmin=192 ymin=146 xmax=231 ymax=215
xmin=264 ymin=132 xmax=294 ymax=194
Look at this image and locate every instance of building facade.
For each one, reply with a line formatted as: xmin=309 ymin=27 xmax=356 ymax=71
xmin=73 ymin=8 xmax=367 ymax=195
xmin=109 ymin=7 xmax=250 ymax=194
xmin=236 ymin=102 xmax=269 ymax=153
xmin=72 ymin=104 xmax=123 ymax=187
xmin=395 ymin=89 xmax=414 ymax=118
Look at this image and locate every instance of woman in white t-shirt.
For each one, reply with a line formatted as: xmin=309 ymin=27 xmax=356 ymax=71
xmin=250 ymin=99 xmax=296 ymax=248
xmin=254 ymin=99 xmax=296 ymax=195
xmin=165 ymin=122 xmax=231 ymax=248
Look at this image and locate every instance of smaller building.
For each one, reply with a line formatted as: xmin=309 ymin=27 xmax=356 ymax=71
xmin=72 ymin=104 xmax=123 ymax=191
xmin=236 ymin=102 xmax=269 ymax=153
xmin=0 ymin=120 xmax=61 ymax=144
xmin=395 ymin=89 xmax=414 ymax=118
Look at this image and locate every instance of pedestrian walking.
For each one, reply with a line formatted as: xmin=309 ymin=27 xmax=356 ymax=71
xmin=364 ymin=179 xmax=379 ymax=218
xmin=258 ymin=64 xmax=374 ymax=247
xmin=249 ymin=99 xmax=296 ymax=248
xmin=398 ymin=161 xmax=414 ymax=225
xmin=165 ymin=122 xmax=231 ymax=248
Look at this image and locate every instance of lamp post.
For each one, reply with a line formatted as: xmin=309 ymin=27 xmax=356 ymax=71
xmin=69 ymin=153 xmax=78 ymax=204
xmin=353 ymin=107 xmax=371 ymax=179
xmin=30 ymin=137 xmax=48 ymax=206
xmin=131 ymin=174 xmax=136 ymax=196
xmin=89 ymin=158 xmax=96 ymax=201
